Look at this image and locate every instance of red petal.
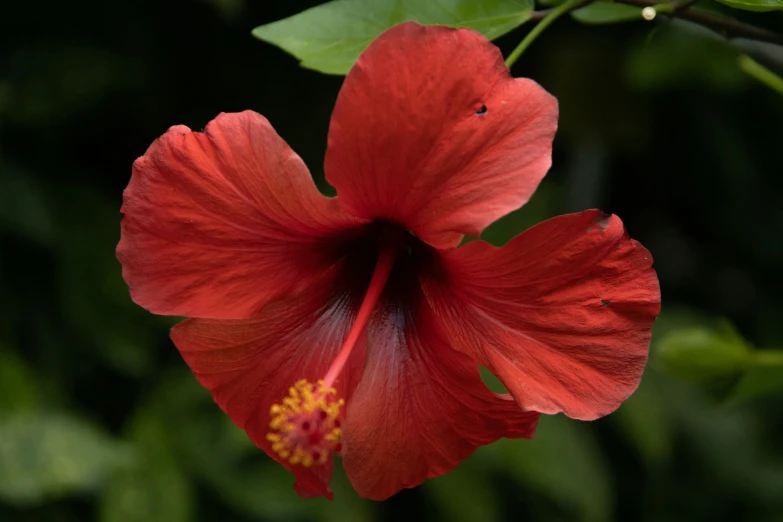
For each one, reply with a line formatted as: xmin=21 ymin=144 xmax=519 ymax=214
xmin=325 ymin=22 xmax=558 ymax=249
xmin=169 ymin=267 xmax=366 ymax=499
xmin=341 ymin=281 xmax=539 ymax=501
xmin=425 ymin=210 xmax=661 ymax=420
xmin=118 ymin=110 xmax=362 ymax=319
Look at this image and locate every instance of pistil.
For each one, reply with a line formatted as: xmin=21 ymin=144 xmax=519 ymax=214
xmin=266 ymin=239 xmax=400 ymax=467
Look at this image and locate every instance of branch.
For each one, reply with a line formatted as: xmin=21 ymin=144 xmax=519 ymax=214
xmin=507 ymin=0 xmax=592 ymax=67
xmin=739 ymin=54 xmax=783 ymax=95
xmin=530 ymin=0 xmax=783 ymax=45
xmin=617 ymin=0 xmax=783 ymax=44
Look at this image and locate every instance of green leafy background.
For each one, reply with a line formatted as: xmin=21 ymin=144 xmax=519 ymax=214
xmin=2 ymin=0 xmax=783 ymax=521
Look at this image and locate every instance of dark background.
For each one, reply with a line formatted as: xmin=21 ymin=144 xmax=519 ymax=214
xmin=1 ymin=1 xmax=782 ymax=521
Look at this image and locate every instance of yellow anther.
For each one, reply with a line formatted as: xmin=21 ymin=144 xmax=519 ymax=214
xmin=266 ymin=379 xmax=344 ymax=467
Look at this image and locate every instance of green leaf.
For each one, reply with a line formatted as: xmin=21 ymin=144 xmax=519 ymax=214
xmin=662 ymin=378 xmax=783 ymax=504
xmin=650 ymin=306 xmax=713 ymax=340
xmin=426 ymin=454 xmax=501 ymax=522
xmin=571 ymin=1 xmax=643 ymax=24
xmin=99 ymin=411 xmax=192 ymax=522
xmin=0 ymin=412 xmax=133 ymax=505
xmin=100 ymin=469 xmax=191 ymax=522
xmin=487 ymin=416 xmax=611 ymax=522
xmin=476 ymin=181 xmax=557 ymax=246
xmin=0 ymin=166 xmax=53 ymax=246
xmin=613 ymin=370 xmax=673 ymax=468
xmin=55 ymin=184 xmax=160 ymax=378
xmin=319 ymin=467 xmax=376 ymax=522
xmin=729 ymin=350 xmax=783 ymax=401
xmin=0 ymin=350 xmax=40 ymax=412
xmin=656 ymin=323 xmax=750 ymax=392
xmin=253 ymin=0 xmax=535 ymax=75
xmin=738 ymin=55 xmax=783 ymax=96
xmin=713 ymin=0 xmax=783 ymax=12
xmin=131 ymin=372 xmax=311 ymax=519
xmin=3 ymin=46 xmax=139 ymax=127
xmin=625 ymin=20 xmax=746 ymax=91
xmin=479 ymin=365 xmax=509 ymax=393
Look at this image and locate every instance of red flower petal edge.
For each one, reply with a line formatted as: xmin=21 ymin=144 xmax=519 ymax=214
xmin=424 ymin=210 xmax=662 ymax=420
xmin=325 ymin=22 xmax=558 ymax=249
xmin=118 ymin=111 xmax=361 ymax=320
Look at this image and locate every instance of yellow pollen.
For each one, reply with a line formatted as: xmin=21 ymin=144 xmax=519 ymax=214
xmin=266 ymin=379 xmax=344 ymax=467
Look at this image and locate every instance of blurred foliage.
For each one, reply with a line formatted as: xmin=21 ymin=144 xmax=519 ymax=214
xmin=658 ymin=322 xmax=752 ymax=393
xmin=571 ymin=2 xmax=644 ymax=24
xmin=625 ymin=20 xmax=748 ymax=91
xmin=0 ymin=412 xmax=133 ymax=506
xmin=657 ymin=322 xmax=783 ymax=401
xmin=1 ymin=0 xmax=783 ymax=521
xmin=714 ymin=0 xmax=783 ymax=12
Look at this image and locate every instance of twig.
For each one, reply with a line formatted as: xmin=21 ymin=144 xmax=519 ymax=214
xmin=738 ymin=55 xmax=783 ymax=95
xmin=528 ymin=0 xmax=783 ymax=45
xmin=507 ymin=0 xmax=592 ymax=67
xmin=616 ymin=0 xmax=783 ymax=44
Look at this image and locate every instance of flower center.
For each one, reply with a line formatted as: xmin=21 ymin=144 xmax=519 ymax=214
xmin=266 ymin=228 xmax=403 ymax=467
xmin=266 ymin=380 xmax=343 ymax=467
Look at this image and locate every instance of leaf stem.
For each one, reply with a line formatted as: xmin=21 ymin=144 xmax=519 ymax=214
xmin=506 ymin=0 xmax=590 ymax=69
xmin=738 ymin=55 xmax=783 ymax=96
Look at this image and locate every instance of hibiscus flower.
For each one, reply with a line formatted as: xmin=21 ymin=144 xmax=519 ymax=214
xmin=117 ymin=22 xmax=661 ymax=500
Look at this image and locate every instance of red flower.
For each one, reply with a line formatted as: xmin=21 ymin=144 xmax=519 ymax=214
xmin=117 ymin=22 xmax=661 ymax=500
